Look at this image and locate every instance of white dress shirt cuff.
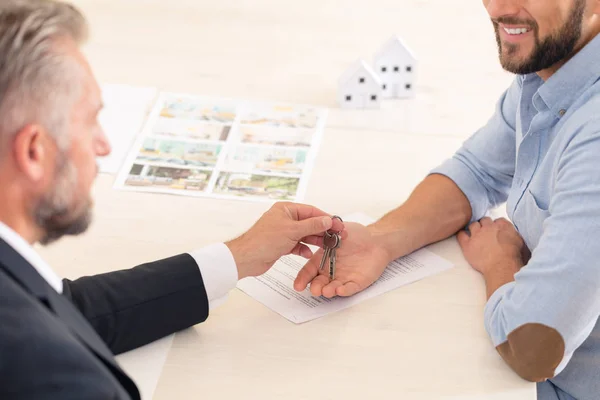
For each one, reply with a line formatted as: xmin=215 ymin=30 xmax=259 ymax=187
xmin=188 ymin=243 xmax=238 ymax=310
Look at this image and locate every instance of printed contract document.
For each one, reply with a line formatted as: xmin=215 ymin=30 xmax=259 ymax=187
xmin=237 ymin=213 xmax=454 ymax=323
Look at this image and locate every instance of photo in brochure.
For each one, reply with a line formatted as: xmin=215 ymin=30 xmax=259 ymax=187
xmin=115 ymin=93 xmax=327 ymax=202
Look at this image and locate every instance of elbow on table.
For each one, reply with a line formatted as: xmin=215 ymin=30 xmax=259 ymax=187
xmin=496 ymin=323 xmax=566 ymax=383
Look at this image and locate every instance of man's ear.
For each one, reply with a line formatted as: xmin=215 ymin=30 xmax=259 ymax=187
xmin=12 ymin=124 xmax=55 ymax=183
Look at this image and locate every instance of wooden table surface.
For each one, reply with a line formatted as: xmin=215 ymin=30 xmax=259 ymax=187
xmin=37 ymin=0 xmax=533 ymax=398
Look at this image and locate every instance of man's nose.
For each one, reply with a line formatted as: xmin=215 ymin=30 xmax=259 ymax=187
xmin=486 ymin=0 xmax=523 ymax=20
xmin=95 ymin=129 xmax=111 ymax=157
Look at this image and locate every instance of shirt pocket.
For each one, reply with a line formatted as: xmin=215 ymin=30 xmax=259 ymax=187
xmin=518 ymin=189 xmax=550 ymax=250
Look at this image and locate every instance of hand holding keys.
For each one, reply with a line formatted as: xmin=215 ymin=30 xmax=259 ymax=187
xmin=318 ymin=216 xmax=343 ymax=281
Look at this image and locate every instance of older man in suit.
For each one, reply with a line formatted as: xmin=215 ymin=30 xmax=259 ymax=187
xmin=0 ymin=1 xmax=343 ymax=399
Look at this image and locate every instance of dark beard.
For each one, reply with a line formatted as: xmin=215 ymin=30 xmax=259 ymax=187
xmin=493 ymin=0 xmax=586 ymax=74
xmin=34 ymin=156 xmax=92 ymax=245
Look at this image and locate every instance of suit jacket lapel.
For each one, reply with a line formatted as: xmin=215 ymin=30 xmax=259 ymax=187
xmin=0 ymin=238 xmax=51 ymax=299
xmin=0 ymin=239 xmax=129 ymax=379
xmin=44 ymin=286 xmax=140 ymax=398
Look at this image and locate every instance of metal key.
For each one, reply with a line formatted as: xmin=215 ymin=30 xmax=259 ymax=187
xmin=328 ymin=235 xmax=340 ymax=280
xmin=320 ymin=231 xmax=338 ymax=270
xmin=322 ymin=230 xmax=341 ymax=280
xmin=329 ymin=216 xmax=343 ymax=280
xmin=318 ymin=242 xmax=331 ymax=271
xmin=318 ymin=216 xmax=343 ymax=281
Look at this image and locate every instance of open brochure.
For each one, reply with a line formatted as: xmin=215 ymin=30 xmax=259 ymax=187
xmin=114 ymin=93 xmax=327 ymax=203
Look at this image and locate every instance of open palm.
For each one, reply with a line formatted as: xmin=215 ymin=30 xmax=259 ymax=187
xmin=293 ymin=222 xmax=392 ymax=298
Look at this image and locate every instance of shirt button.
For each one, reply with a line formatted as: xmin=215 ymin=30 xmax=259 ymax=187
xmin=559 ymin=109 xmax=566 ymax=116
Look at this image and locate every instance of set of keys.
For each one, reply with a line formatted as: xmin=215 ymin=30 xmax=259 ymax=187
xmin=318 ymin=216 xmax=343 ymax=281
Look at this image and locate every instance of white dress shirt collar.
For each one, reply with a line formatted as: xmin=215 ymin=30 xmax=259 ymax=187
xmin=0 ymin=221 xmax=63 ymax=293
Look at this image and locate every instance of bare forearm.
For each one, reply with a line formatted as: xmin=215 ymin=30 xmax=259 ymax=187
xmin=369 ymin=174 xmax=472 ymax=260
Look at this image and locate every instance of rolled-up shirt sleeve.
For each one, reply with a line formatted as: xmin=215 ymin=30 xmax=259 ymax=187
xmin=431 ymin=77 xmax=521 ymax=222
xmin=483 ymin=126 xmax=600 ymax=382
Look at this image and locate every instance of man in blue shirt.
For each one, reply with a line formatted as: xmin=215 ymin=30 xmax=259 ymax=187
xmin=295 ymin=0 xmax=600 ymax=398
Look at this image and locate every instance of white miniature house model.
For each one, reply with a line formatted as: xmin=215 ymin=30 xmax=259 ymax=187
xmin=338 ymin=59 xmax=383 ymax=109
xmin=374 ymin=35 xmax=417 ymax=99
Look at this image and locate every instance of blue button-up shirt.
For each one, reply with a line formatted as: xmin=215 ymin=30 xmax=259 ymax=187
xmin=432 ymin=34 xmax=600 ymax=400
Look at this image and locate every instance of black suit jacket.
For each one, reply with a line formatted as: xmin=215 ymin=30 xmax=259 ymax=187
xmin=0 ymin=238 xmax=210 ymax=399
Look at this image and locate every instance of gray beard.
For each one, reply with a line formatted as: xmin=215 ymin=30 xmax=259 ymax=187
xmin=34 ymin=156 xmax=92 ymax=245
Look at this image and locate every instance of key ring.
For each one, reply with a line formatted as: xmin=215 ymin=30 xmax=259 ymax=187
xmin=328 ymin=215 xmax=343 ymax=235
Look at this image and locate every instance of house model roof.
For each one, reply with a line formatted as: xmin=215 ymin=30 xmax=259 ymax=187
xmin=339 ymin=59 xmax=383 ymax=86
xmin=374 ymin=35 xmax=417 ymax=62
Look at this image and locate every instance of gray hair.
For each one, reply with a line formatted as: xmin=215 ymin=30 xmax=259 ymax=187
xmin=0 ymin=0 xmax=88 ymax=154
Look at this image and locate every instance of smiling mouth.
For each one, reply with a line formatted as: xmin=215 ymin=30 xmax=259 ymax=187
xmin=503 ymin=26 xmax=531 ymax=35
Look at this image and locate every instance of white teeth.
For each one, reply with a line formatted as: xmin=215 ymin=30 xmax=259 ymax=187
xmin=503 ymin=27 xmax=530 ymax=35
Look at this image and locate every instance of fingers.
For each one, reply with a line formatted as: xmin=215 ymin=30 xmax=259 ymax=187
xmin=339 ymin=229 xmax=349 ymax=240
xmin=309 ymin=275 xmax=330 ymax=297
xmin=494 ymin=217 xmax=512 ymax=227
xmin=301 ymin=235 xmax=324 ymax=247
xmin=330 ymin=217 xmax=344 ymax=234
xmin=301 ymin=228 xmax=348 ymax=247
xmin=336 ymin=281 xmax=362 ymax=297
xmin=293 ymin=254 xmax=320 ymax=291
xmin=322 ymin=280 xmax=343 ymax=298
xmin=468 ymin=220 xmax=482 ymax=234
xmin=480 ymin=217 xmax=493 ymax=226
xmin=290 ymin=243 xmax=313 ymax=259
xmin=457 ymin=230 xmax=470 ymax=249
xmin=280 ymin=202 xmax=346 ymax=237
xmin=295 ymin=216 xmax=334 ymax=239
xmin=281 ymin=202 xmax=331 ymax=221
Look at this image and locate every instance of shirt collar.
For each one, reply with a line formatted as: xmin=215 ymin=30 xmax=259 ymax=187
xmin=0 ymin=221 xmax=63 ymax=293
xmin=534 ymin=33 xmax=600 ymax=118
